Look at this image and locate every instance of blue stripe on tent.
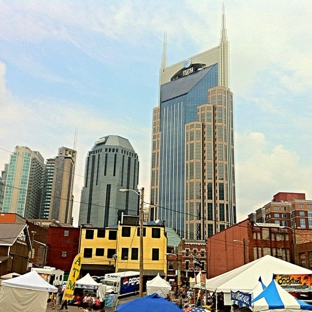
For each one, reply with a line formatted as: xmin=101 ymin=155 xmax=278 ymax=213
xmin=252 ymin=279 xmax=284 ymax=309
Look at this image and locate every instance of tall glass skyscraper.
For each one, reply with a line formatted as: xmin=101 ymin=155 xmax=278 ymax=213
xmin=1 ymin=146 xmax=44 ymax=218
xmin=79 ymin=135 xmax=139 ymax=228
xmin=150 ymin=12 xmax=236 ymax=239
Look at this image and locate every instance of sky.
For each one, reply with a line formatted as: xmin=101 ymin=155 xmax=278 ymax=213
xmin=1 ymin=0 xmax=312 ymax=226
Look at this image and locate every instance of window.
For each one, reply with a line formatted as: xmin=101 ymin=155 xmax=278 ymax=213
xmin=137 ymin=228 xmax=146 ymax=237
xmin=168 ymin=261 xmax=174 ymax=270
xmin=185 ymin=249 xmax=189 ymax=256
xmin=299 ymin=204 xmax=305 ymax=209
xmin=121 ymin=248 xmax=129 ymax=260
xmin=85 ymin=230 xmax=94 ymax=239
xmin=299 ymin=211 xmax=305 ymax=216
xmin=131 ymin=248 xmax=138 ymax=260
xmin=300 ymin=219 xmax=306 ymax=228
xmin=107 ymin=249 xmax=116 ymax=258
xmin=84 ymin=248 xmax=92 ymax=258
xmin=152 ymin=228 xmax=161 ymax=238
xmin=274 ymin=213 xmax=279 ymax=218
xmin=201 ymin=249 xmax=205 ymax=257
xmin=193 ymin=249 xmax=197 ymax=257
xmin=122 ymin=227 xmax=131 ymax=237
xmin=152 ymin=248 xmax=159 ymax=260
xmin=186 ymin=261 xmax=189 ymax=270
xmin=309 ymin=251 xmax=312 ymax=268
xmin=109 ymin=231 xmax=117 ymax=240
xmin=97 ymin=229 xmax=105 ymax=238
xmin=274 ymin=206 xmax=279 ymax=211
xmin=300 ymin=253 xmax=306 ymax=267
xmin=64 ymin=230 xmax=69 ymax=237
xmin=96 ymin=248 xmax=104 ymax=256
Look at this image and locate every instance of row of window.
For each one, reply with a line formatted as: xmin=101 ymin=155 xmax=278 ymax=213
xmin=83 ymin=247 xmax=160 ymax=261
xmin=84 ymin=227 xmax=162 ymax=240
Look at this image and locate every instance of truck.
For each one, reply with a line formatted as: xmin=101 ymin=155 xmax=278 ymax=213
xmin=102 ymin=271 xmax=140 ymax=297
xmin=31 ymin=266 xmax=64 ymax=287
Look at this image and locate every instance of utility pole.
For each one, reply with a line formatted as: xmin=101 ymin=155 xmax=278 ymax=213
xmin=120 ymin=187 xmax=144 ymax=297
xmin=139 ymin=187 xmax=144 ymax=297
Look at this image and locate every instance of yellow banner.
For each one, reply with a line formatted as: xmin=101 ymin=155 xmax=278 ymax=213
xmin=274 ymin=274 xmax=312 ymax=291
xmin=62 ymin=253 xmax=83 ymax=301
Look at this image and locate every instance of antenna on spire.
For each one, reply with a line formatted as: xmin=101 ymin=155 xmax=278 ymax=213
xmin=73 ymin=127 xmax=78 ymax=150
xmin=220 ymin=3 xmax=227 ymax=43
xmin=161 ymin=32 xmax=167 ymax=69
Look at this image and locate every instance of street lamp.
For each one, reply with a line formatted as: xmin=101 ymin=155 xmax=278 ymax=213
xmin=120 ymin=187 xmax=144 ymax=297
xmin=233 ymin=239 xmax=246 ymax=264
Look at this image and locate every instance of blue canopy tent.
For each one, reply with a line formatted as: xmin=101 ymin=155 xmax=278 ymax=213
xmin=116 ymin=293 xmax=182 ymax=312
xmin=252 ymin=279 xmax=312 ymax=312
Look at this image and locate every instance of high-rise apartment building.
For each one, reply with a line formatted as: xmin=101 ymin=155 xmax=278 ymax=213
xmin=150 ymin=12 xmax=236 ymax=239
xmin=1 ymin=146 xmax=44 ymax=218
xmin=251 ymin=192 xmax=312 ymax=229
xmin=79 ymin=135 xmax=139 ymax=228
xmin=40 ymin=147 xmax=76 ymax=223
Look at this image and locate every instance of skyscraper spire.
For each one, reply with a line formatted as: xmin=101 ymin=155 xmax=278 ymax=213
xmin=219 ymin=3 xmax=229 ymax=87
xmin=220 ymin=3 xmax=227 ymax=44
xmin=161 ymin=32 xmax=167 ymax=69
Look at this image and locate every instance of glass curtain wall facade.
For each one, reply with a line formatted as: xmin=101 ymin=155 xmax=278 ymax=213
xmin=150 ymin=12 xmax=236 ymax=239
xmin=2 ymin=146 xmax=44 ymax=218
xmin=79 ymin=135 xmax=139 ymax=228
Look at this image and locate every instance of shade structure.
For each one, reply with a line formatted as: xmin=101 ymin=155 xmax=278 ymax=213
xmin=146 ymin=273 xmax=171 ymax=298
xmin=0 ymin=272 xmax=21 ymax=279
xmin=252 ymin=279 xmax=312 ymax=312
xmin=75 ymin=273 xmax=101 ymax=289
xmin=206 ymin=255 xmax=312 ymax=305
xmin=0 ymin=271 xmax=57 ymax=312
xmin=116 ymin=293 xmax=182 ymax=312
xmin=1 ymin=270 xmax=57 ymax=292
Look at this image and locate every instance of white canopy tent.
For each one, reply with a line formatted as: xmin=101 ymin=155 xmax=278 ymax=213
xmin=0 ymin=272 xmax=21 ymax=280
xmin=206 ymin=255 xmax=312 ymax=305
xmin=146 ymin=273 xmax=171 ymax=298
xmin=252 ymin=279 xmax=312 ymax=312
xmin=75 ymin=273 xmax=101 ymax=289
xmin=0 ymin=270 xmax=57 ymax=312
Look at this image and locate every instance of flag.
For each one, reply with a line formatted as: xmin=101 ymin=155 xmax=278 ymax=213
xmin=62 ymin=253 xmax=82 ymax=301
xmin=193 ymin=256 xmax=204 ymax=270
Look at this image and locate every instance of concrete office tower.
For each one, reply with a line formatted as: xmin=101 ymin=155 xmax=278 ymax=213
xmin=40 ymin=147 xmax=76 ymax=223
xmin=2 ymin=146 xmax=44 ymax=218
xmin=150 ymin=12 xmax=236 ymax=239
xmin=79 ymin=135 xmax=139 ymax=228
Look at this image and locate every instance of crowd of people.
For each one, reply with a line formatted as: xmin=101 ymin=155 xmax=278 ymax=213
xmin=47 ymin=288 xmax=105 ymax=311
xmin=166 ymin=284 xmax=226 ymax=311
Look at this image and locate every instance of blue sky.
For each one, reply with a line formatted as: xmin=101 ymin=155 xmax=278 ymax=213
xmin=1 ymin=0 xmax=312 ymax=225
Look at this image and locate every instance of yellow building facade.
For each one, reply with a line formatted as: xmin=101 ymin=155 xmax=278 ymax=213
xmin=79 ymin=220 xmax=167 ymax=280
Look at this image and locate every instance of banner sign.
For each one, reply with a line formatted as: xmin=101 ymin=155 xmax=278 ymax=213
xmin=273 ymin=274 xmax=312 ymax=292
xmin=63 ymin=253 xmax=83 ymax=301
xmin=231 ymin=290 xmax=252 ymax=307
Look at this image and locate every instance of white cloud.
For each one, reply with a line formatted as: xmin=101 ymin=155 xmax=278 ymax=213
xmin=1 ymin=1 xmax=312 ymax=227
xmin=235 ymin=130 xmax=312 ymax=221
xmin=0 ymin=60 xmax=151 ymax=225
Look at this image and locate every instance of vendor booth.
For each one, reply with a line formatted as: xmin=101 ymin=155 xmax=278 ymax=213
xmin=206 ymin=255 xmax=312 ymax=306
xmin=232 ymin=278 xmax=312 ymax=312
xmin=146 ymin=273 xmax=171 ymax=298
xmin=116 ymin=292 xmax=182 ymax=312
xmin=0 ymin=270 xmax=57 ymax=312
xmin=75 ymin=273 xmax=101 ymax=290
